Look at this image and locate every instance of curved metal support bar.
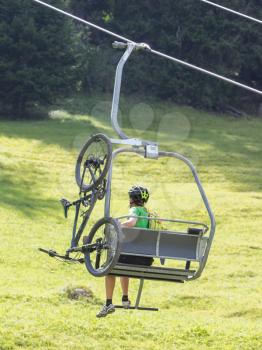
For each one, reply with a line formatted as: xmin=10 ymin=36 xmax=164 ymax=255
xmin=105 ymin=147 xmax=137 ymax=216
xmin=159 ymin=151 xmax=216 ymax=279
xmin=104 ymin=147 xmax=216 ymax=280
xmin=116 ymin=215 xmax=209 ymax=232
xmin=111 ymin=44 xmax=136 ymax=139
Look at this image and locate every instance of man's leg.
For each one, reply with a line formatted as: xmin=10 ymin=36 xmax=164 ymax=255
xmin=106 ymin=275 xmax=116 ymax=301
xmin=120 ymin=276 xmax=129 ymax=296
xmin=97 ymin=276 xmax=116 ymax=318
xmin=120 ymin=277 xmax=131 ymax=308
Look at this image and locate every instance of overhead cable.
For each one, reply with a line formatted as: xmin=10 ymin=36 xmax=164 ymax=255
xmin=150 ymin=49 xmax=262 ymax=95
xmin=32 ymin=0 xmax=262 ymax=96
xmin=200 ymin=0 xmax=262 ymax=25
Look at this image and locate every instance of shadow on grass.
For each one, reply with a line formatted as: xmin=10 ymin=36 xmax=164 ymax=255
xmin=96 ymin=105 xmax=260 ymax=193
xmin=1 ymin=95 xmax=262 ymax=193
xmin=0 ymin=165 xmax=58 ymax=218
xmin=226 ymin=308 xmax=262 ymax=320
xmin=167 ymin=295 xmax=214 ymax=310
xmin=0 ymin=118 xmax=106 ymax=152
xmin=194 ymin=126 xmax=262 ymax=192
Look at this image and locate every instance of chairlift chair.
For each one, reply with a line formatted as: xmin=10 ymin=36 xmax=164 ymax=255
xmin=40 ymin=41 xmax=216 ymax=312
xmin=82 ymin=42 xmax=216 ymax=311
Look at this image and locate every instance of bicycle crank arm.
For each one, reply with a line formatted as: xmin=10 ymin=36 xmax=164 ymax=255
xmin=38 ymin=248 xmax=84 ymax=263
xmin=67 ymin=242 xmax=98 ymax=254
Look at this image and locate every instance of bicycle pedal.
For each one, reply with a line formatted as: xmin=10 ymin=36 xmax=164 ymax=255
xmin=48 ymin=249 xmax=57 ymax=257
xmin=60 ymin=198 xmax=71 ymax=218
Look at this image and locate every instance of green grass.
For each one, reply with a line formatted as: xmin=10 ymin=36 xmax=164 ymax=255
xmin=0 ymin=95 xmax=262 ymax=350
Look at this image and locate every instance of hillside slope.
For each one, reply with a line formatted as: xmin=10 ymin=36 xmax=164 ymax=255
xmin=0 ymin=98 xmax=261 ymax=350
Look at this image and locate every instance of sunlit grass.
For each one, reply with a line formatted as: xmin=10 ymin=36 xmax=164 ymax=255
xmin=0 ymin=95 xmax=261 ymax=350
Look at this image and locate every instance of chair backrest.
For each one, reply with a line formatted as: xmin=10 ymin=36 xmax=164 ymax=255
xmin=121 ymin=228 xmax=157 ymax=256
xmin=121 ymin=227 xmax=208 ymax=261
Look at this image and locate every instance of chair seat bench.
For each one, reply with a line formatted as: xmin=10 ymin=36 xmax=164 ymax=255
xmin=110 ymin=263 xmax=195 ymax=282
xmin=120 ymin=227 xmax=208 ymax=262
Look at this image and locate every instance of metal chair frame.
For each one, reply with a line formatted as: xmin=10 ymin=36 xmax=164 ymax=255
xmin=39 ymin=41 xmax=216 ymax=311
xmin=101 ymin=42 xmax=216 ymax=310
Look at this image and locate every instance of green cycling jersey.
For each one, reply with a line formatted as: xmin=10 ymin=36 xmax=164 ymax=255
xmin=128 ymin=206 xmax=149 ymax=228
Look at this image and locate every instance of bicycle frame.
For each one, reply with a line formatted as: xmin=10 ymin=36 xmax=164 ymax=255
xmin=69 ymin=191 xmax=99 ymax=250
xmin=39 ymin=156 xmax=107 ymax=262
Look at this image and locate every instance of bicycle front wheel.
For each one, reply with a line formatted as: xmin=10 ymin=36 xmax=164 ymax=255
xmin=75 ymin=133 xmax=112 ymax=193
xmin=84 ymin=217 xmax=121 ymax=277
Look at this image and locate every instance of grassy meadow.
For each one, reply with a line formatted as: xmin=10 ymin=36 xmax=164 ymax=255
xmin=0 ymin=95 xmax=261 ymax=350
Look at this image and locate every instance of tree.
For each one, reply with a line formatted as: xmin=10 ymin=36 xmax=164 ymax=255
xmin=70 ymin=0 xmax=262 ymax=113
xmin=0 ymin=0 xmax=80 ymax=118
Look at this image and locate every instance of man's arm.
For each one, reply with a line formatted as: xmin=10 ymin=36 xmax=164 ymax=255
xmin=121 ymin=217 xmax=137 ymax=228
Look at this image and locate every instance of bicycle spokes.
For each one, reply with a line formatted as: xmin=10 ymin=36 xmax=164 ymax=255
xmin=75 ymin=134 xmax=112 ymax=193
xmin=84 ymin=218 xmax=121 ymax=276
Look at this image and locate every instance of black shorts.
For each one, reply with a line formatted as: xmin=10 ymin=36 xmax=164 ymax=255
xmin=118 ymin=254 xmax=153 ymax=266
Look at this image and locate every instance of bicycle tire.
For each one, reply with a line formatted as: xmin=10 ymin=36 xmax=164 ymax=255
xmin=84 ymin=217 xmax=121 ymax=277
xmin=75 ymin=133 xmax=112 ymax=193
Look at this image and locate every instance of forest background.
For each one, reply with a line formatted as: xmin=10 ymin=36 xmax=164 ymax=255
xmin=0 ymin=0 xmax=261 ymax=119
xmin=1 ymin=2 xmax=262 ymax=349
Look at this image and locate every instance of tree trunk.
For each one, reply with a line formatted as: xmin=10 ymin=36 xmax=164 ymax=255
xmin=14 ymin=95 xmax=26 ymax=119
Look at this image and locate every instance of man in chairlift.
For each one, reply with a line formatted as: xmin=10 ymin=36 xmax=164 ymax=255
xmin=97 ymin=185 xmax=153 ymax=318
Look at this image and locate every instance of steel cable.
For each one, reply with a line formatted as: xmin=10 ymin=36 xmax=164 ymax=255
xmin=200 ymin=0 xmax=262 ymax=25
xmin=32 ymin=0 xmax=262 ymax=96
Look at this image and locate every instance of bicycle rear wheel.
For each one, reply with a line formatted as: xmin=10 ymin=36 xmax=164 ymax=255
xmin=75 ymin=133 xmax=112 ymax=193
xmin=84 ymin=217 xmax=121 ymax=277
